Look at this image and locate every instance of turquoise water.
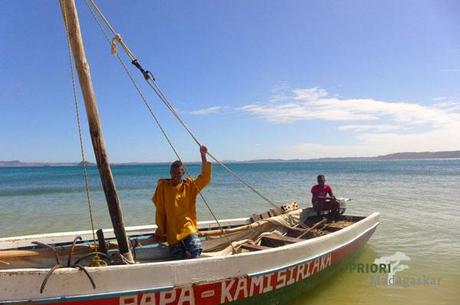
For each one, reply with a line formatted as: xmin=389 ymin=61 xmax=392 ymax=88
xmin=1 ymin=160 xmax=459 ymax=304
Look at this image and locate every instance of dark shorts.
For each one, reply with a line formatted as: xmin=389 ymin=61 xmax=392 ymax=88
xmin=169 ymin=233 xmax=202 ymax=260
xmin=313 ymin=200 xmax=339 ymax=211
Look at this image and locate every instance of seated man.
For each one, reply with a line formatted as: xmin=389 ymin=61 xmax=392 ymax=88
xmin=311 ymin=174 xmax=339 ymax=218
xmin=152 ymin=145 xmax=211 ymax=260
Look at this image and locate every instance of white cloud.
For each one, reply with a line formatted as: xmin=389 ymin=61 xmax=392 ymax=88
xmin=240 ymin=87 xmax=460 ymax=157
xmin=241 ymin=87 xmax=459 ymax=127
xmin=432 ymin=98 xmax=460 ymax=112
xmin=283 ymin=126 xmax=460 ymax=159
xmin=292 ymin=87 xmax=329 ymax=101
xmin=190 ymin=106 xmax=221 ymax=115
xmin=338 ymin=124 xmax=402 ymax=132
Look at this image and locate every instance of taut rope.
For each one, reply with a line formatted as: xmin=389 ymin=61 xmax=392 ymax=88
xmin=84 ymin=0 xmax=233 ymax=246
xmin=85 ymin=0 xmax=281 ymax=211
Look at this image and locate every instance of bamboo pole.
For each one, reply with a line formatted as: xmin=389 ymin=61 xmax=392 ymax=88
xmin=59 ymin=0 xmax=133 ymax=263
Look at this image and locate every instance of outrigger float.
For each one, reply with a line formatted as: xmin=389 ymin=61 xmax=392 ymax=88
xmin=0 ymin=1 xmax=379 ymax=304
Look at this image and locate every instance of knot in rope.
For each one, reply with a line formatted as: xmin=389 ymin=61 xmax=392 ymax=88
xmin=111 ymin=33 xmax=122 ymax=55
xmin=109 ymin=30 xmax=137 ymax=62
xmin=109 ymin=31 xmax=152 ymax=81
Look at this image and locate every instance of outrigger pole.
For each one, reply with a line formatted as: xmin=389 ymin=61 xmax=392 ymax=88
xmin=59 ymin=0 xmax=133 ymax=263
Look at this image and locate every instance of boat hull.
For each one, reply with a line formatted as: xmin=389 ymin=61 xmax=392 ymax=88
xmin=0 ymin=212 xmax=379 ymax=305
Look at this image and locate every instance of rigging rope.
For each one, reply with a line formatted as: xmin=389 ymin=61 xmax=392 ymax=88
xmin=84 ymin=0 xmax=180 ymax=161
xmin=86 ymin=0 xmax=281 ymax=210
xmin=60 ymin=0 xmax=98 ymax=250
xmin=84 ymin=0 xmax=233 ymax=244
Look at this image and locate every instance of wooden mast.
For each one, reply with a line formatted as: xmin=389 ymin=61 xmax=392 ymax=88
xmin=60 ymin=0 xmax=133 ymax=262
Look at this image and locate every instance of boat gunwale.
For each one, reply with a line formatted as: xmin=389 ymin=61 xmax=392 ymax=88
xmin=0 ymin=212 xmax=380 ymax=274
xmin=1 ymin=216 xmax=379 ymax=304
xmin=0 ymin=217 xmax=251 ymax=249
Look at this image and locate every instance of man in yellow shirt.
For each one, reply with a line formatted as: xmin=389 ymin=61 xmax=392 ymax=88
xmin=152 ymin=145 xmax=211 ymax=259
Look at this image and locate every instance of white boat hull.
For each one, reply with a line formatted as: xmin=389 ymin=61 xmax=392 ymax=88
xmin=0 ymin=211 xmax=379 ymax=304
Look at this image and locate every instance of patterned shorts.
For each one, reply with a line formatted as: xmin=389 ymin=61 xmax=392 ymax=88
xmin=169 ymin=233 xmax=202 ymax=260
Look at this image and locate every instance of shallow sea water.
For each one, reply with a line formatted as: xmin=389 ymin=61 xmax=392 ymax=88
xmin=1 ymin=160 xmax=459 ymax=304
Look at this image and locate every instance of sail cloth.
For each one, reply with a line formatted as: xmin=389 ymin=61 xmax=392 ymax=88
xmin=202 ymin=209 xmax=307 ymax=256
xmin=201 ymin=198 xmax=350 ymax=256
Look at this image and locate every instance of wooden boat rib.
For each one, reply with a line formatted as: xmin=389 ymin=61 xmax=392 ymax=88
xmin=0 ymin=207 xmax=379 ymax=304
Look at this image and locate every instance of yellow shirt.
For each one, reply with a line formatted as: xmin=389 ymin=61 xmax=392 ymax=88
xmin=152 ymin=162 xmax=212 ymax=245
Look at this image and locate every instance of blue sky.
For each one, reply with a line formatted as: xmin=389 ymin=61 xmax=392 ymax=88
xmin=1 ymin=1 xmax=460 ymax=162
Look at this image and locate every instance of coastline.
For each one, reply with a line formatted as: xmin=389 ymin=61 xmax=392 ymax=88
xmin=1 ymin=150 xmax=460 ymax=168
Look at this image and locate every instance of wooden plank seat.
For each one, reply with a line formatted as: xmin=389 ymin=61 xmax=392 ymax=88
xmin=260 ymin=235 xmax=303 ymax=247
xmin=286 ymin=227 xmax=307 ymax=238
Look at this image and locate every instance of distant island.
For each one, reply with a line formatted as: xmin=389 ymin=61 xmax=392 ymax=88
xmin=1 ymin=150 xmax=459 ymax=167
xmin=0 ymin=160 xmax=96 ymax=168
xmin=249 ymin=150 xmax=460 ymax=163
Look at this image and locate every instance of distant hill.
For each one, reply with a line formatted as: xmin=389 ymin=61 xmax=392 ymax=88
xmin=375 ymin=151 xmax=460 ymax=160
xmin=0 ymin=161 xmax=91 ymax=167
xmin=1 ymin=150 xmax=459 ymax=167
xmin=0 ymin=160 xmax=23 ymax=167
xmin=244 ymin=150 xmax=460 ymax=162
xmin=78 ymin=161 xmax=96 ymax=166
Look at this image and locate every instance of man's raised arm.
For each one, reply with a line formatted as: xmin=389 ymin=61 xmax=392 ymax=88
xmin=194 ymin=145 xmax=212 ymax=191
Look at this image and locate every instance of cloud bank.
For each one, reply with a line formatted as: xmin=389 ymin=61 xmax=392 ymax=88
xmin=240 ymin=88 xmax=460 ymax=158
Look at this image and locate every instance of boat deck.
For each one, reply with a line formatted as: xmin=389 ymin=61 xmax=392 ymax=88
xmin=0 ymin=206 xmax=364 ymax=269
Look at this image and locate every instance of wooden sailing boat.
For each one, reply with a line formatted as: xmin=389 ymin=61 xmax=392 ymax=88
xmin=0 ymin=1 xmax=379 ymax=304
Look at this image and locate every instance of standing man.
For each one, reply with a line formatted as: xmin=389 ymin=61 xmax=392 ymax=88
xmin=152 ymin=145 xmax=211 ymax=260
xmin=311 ymin=174 xmax=339 ymax=218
